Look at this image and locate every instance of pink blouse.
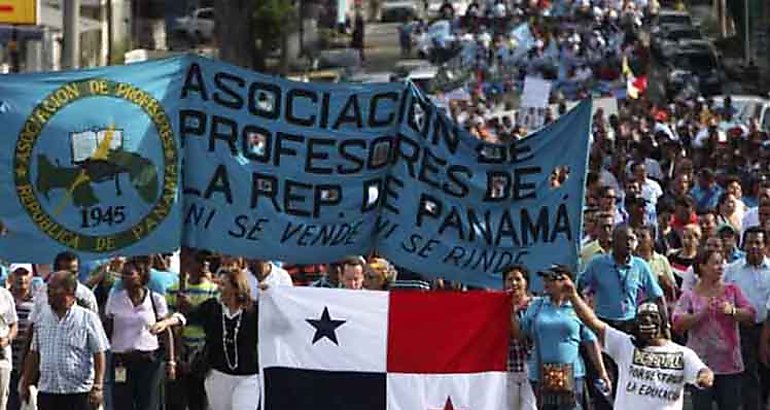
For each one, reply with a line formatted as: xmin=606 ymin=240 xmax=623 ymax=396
xmin=672 ymin=284 xmax=755 ymax=375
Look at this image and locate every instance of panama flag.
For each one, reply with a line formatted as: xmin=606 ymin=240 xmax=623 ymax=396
xmin=622 ymin=55 xmax=647 ymax=99
xmin=259 ymin=287 xmax=510 ymax=409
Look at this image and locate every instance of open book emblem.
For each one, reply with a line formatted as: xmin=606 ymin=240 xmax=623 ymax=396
xmin=35 ymin=127 xmax=159 ymax=209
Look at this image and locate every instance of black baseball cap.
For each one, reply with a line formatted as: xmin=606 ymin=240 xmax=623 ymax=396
xmin=537 ymin=264 xmax=574 ymax=280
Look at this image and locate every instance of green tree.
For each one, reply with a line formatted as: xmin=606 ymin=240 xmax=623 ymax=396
xmin=254 ymin=0 xmax=296 ymax=72
xmin=215 ymin=0 xmax=256 ymax=68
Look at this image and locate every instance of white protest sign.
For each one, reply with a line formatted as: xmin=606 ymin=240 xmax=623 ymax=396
xmin=520 ymin=77 xmax=552 ymax=109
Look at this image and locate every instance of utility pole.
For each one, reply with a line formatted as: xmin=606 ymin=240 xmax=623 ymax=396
xmin=63 ymin=0 xmax=81 ymax=69
xmin=9 ymin=26 xmax=20 ymax=73
xmin=744 ymin=0 xmax=751 ymax=64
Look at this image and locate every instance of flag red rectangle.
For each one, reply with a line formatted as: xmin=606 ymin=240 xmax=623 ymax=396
xmin=387 ymin=291 xmax=510 ymax=373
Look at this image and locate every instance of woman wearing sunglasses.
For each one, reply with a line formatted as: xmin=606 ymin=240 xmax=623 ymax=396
xmin=512 ymin=265 xmax=610 ymax=409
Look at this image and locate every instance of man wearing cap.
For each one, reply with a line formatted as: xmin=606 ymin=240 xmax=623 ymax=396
xmin=564 ymin=275 xmax=714 ymax=410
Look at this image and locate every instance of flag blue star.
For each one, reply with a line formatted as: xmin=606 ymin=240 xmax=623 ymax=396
xmin=306 ymin=306 xmax=346 ymax=345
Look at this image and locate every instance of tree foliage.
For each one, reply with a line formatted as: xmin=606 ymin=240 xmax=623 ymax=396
xmin=254 ymin=0 xmax=296 ymax=52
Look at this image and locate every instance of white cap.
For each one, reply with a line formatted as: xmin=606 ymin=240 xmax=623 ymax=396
xmin=9 ymin=263 xmax=33 ymax=274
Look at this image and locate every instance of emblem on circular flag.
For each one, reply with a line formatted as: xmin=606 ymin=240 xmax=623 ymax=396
xmin=13 ymin=79 xmax=178 ymax=253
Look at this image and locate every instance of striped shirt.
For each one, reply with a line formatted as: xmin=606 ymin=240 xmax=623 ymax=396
xmin=283 ymin=264 xmax=326 ymax=286
xmin=11 ymin=296 xmax=33 ymax=371
xmin=166 ymin=280 xmax=218 ymax=347
xmin=508 ymin=298 xmax=531 ymax=374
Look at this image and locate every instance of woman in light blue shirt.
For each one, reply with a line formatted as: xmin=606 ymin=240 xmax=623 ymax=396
xmin=513 ymin=265 xmax=610 ymax=410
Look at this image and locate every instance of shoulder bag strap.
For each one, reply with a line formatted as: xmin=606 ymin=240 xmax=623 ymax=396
xmin=148 ymin=288 xmax=160 ymax=323
xmin=532 ymin=297 xmax=546 ymax=368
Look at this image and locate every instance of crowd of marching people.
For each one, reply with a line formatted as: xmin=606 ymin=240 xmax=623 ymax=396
xmin=1 ymin=96 xmax=770 ymax=410
xmin=1 ymin=1 xmax=770 ymax=410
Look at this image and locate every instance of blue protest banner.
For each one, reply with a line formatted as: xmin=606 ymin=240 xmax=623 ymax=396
xmin=0 ymin=57 xmax=185 ymax=262
xmin=0 ymin=55 xmax=591 ymax=291
xmin=378 ymin=84 xmax=591 ymax=291
xmin=177 ymin=57 xmax=403 ymax=262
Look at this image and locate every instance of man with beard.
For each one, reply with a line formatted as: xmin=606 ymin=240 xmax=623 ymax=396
xmin=563 ymin=275 xmax=714 ymax=410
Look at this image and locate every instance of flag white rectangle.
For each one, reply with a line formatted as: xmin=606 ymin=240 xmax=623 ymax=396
xmin=386 ymin=372 xmax=507 ymax=410
xmin=259 ymin=287 xmax=389 ymax=373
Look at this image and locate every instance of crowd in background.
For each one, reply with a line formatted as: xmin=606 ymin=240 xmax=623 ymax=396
xmin=0 ymin=0 xmax=769 ymax=410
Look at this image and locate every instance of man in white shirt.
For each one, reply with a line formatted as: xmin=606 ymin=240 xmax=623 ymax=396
xmin=630 ymin=161 xmax=662 ymax=208
xmin=247 ymin=261 xmax=292 ymax=300
xmin=0 ymin=279 xmax=18 ymax=410
xmin=724 ymin=227 xmax=770 ymax=410
xmin=564 ymin=277 xmax=713 ymax=410
xmin=741 ymin=190 xmax=770 ymax=238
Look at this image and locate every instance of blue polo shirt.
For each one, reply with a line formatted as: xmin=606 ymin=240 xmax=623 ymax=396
xmin=520 ymin=297 xmax=596 ymax=382
xmin=578 ymin=254 xmax=663 ymax=321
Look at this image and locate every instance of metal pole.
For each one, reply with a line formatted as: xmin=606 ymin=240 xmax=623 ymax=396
xmin=744 ymin=0 xmax=751 ymax=64
xmin=9 ymin=25 xmax=20 ymax=73
xmin=63 ymin=0 xmax=81 ymax=69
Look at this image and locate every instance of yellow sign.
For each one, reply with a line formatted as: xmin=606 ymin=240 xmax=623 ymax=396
xmin=0 ymin=0 xmax=39 ymax=25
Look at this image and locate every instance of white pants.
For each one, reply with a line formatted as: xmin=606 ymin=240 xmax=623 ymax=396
xmin=0 ymin=366 xmax=10 ymax=410
xmin=204 ymin=369 xmax=260 ymax=410
xmin=507 ymin=371 xmax=536 ymax=410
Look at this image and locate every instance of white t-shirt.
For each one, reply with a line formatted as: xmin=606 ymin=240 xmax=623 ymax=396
xmin=604 ymin=326 xmax=707 ymax=410
xmin=0 ymin=288 xmax=17 ymax=369
xmin=248 ymin=264 xmax=293 ymax=301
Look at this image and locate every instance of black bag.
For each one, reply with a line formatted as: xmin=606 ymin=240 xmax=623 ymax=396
xmin=188 ymin=343 xmax=210 ymax=376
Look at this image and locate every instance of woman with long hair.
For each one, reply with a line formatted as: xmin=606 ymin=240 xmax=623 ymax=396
xmin=105 ymin=256 xmax=174 ymax=410
xmin=672 ymin=249 xmax=755 ymax=409
xmin=504 ymin=265 xmax=536 ymax=410
xmin=152 ymin=268 xmax=258 ymax=410
xmin=512 ymin=265 xmax=610 ymax=410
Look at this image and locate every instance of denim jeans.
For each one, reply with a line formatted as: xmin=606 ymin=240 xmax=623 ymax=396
xmin=692 ymin=373 xmax=743 ymax=410
xmin=530 ymin=377 xmax=584 ymax=410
